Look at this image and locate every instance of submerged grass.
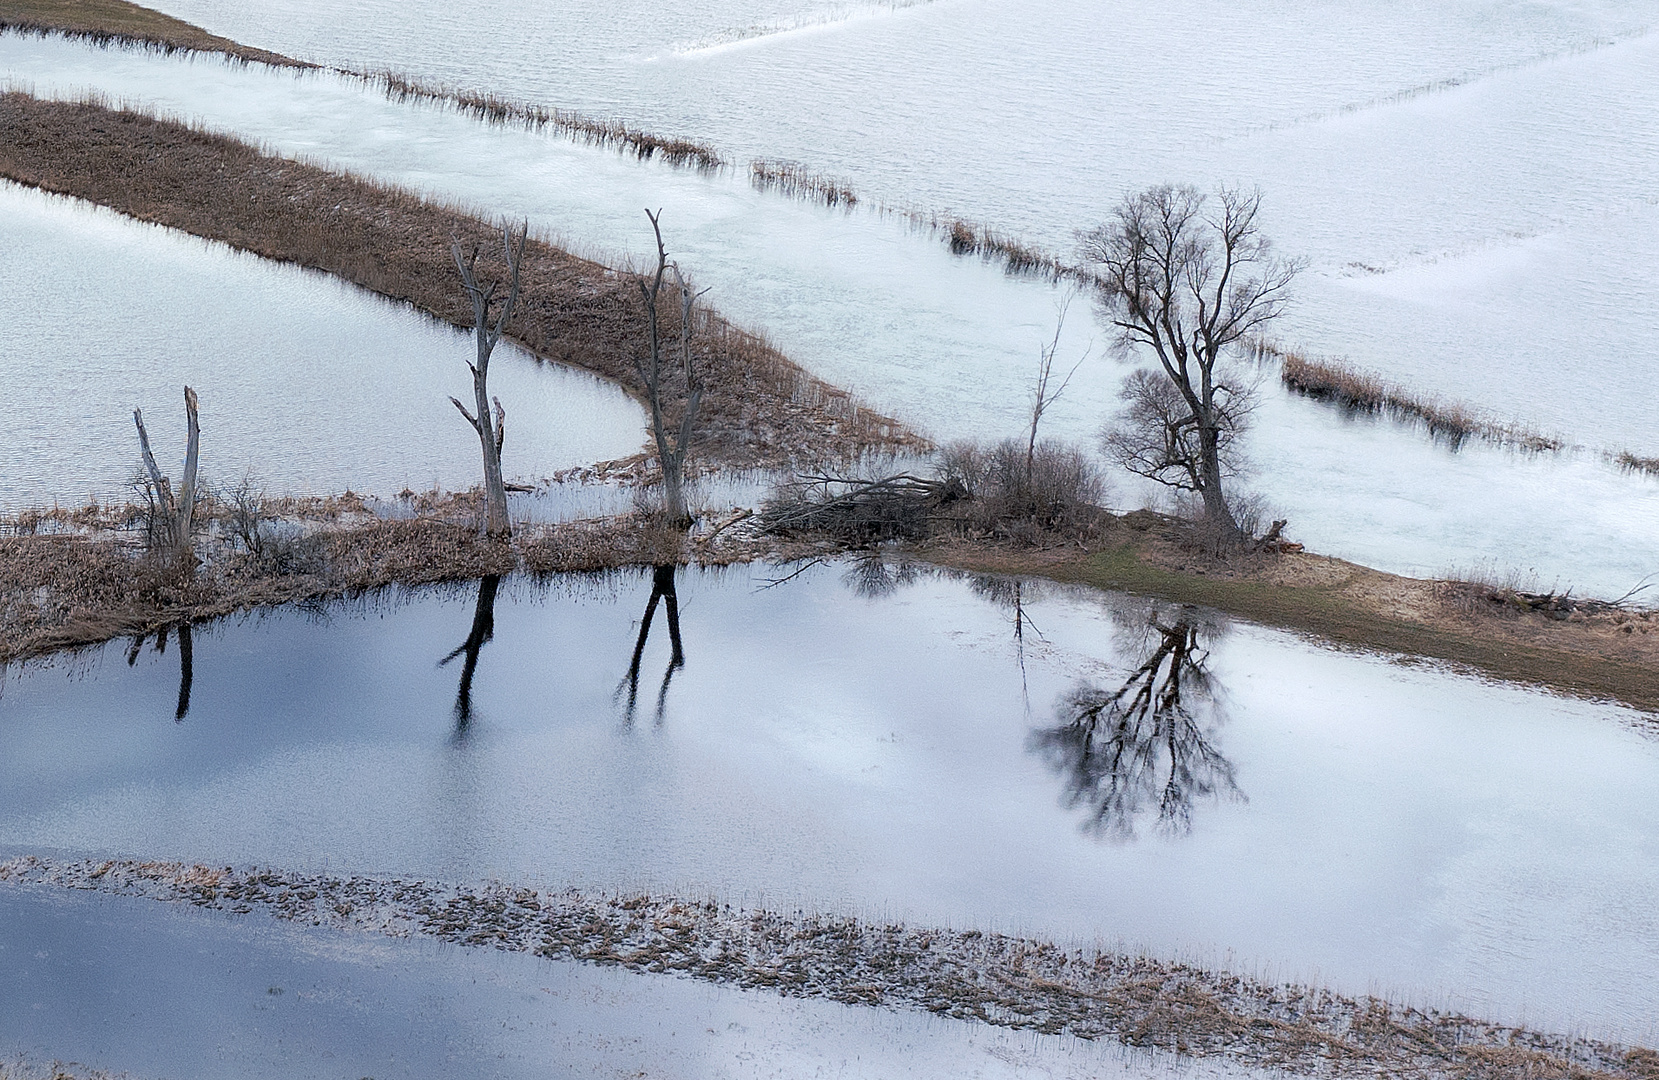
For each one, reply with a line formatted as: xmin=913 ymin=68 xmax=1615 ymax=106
xmin=0 ymin=91 xmax=920 ymax=469
xmin=5 ymin=856 xmax=1656 ymax=1080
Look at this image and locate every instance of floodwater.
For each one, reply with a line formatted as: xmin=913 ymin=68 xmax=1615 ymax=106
xmin=2 ymin=563 xmax=1654 ymax=1044
xmin=0 ymin=179 xmax=646 ymax=506
xmin=2 ymin=33 xmax=1656 ymax=596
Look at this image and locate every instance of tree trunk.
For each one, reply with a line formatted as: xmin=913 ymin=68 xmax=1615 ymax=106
xmin=1197 ymin=424 xmax=1240 ymax=536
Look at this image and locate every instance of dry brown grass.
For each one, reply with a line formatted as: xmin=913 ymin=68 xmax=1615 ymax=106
xmin=0 ymin=0 xmax=301 ymax=65
xmin=0 ymin=91 xmax=921 ymax=470
xmin=1616 ymin=450 xmax=1659 ymax=478
xmin=0 ymin=491 xmax=761 ymax=666
xmin=1266 ymin=343 xmax=1564 ymax=453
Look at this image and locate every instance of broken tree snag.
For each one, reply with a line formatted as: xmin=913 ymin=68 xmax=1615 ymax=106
xmin=450 ymin=221 xmax=526 ymax=539
xmin=132 ymin=385 xmax=202 ymax=567
xmin=634 ymin=208 xmax=704 ymax=529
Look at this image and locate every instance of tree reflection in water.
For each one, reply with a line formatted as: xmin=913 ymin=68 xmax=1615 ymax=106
xmin=1032 ymin=604 xmax=1242 ymax=838
xmin=618 ymin=564 xmax=684 ymax=725
xmin=842 ymin=551 xmax=919 ymax=598
xmin=126 ymin=620 xmax=194 ymax=721
xmin=440 ymin=575 xmax=500 ymax=731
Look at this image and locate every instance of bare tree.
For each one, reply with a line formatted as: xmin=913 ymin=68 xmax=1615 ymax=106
xmin=1080 ymin=185 xmax=1296 ymax=538
xmin=635 ymin=209 xmax=704 ymax=528
xmin=1026 ymin=297 xmax=1087 ymax=484
xmin=133 ymin=385 xmax=201 ymax=568
xmin=450 ymin=223 xmax=527 ymax=538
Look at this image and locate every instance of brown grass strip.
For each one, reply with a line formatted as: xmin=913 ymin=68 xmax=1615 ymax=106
xmin=0 ymin=0 xmax=303 ymax=66
xmin=1263 ymin=342 xmax=1564 ymax=453
xmin=7 ymin=856 xmax=1657 ymax=1080
xmin=0 ymin=91 xmax=921 ymax=469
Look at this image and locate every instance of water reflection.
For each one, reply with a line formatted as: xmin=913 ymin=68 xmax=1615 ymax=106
xmin=126 ymin=621 xmax=194 ymax=721
xmin=842 ymin=552 xmax=919 ymax=598
xmin=1032 ymin=605 xmax=1242 ymax=838
xmin=617 ymin=565 xmax=685 ymax=725
xmin=439 ymin=575 xmax=500 ymax=731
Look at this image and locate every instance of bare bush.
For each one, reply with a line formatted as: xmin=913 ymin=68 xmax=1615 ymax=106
xmin=937 ymin=438 xmax=1106 ymax=542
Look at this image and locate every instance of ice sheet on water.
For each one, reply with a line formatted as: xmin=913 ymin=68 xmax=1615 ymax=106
xmin=2 ymin=33 xmax=1656 ymax=594
xmin=0 ymin=181 xmax=645 ymax=506
xmin=0 ymin=564 xmax=1654 ymax=1040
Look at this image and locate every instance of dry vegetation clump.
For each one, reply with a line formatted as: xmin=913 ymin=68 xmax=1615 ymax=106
xmin=0 ymin=0 xmax=303 ymax=66
xmin=0 ymin=491 xmax=755 ymax=666
xmin=0 ymin=92 xmax=921 ymax=470
xmin=358 ymin=69 xmax=724 ymax=170
xmin=749 ymin=159 xmax=858 ymax=206
xmin=759 ymin=439 xmax=1108 ymax=547
xmin=1265 ymin=343 xmax=1564 ymax=453
xmin=8 ymin=855 xmax=1656 ymax=1080
xmin=1615 ymin=450 xmax=1659 ymax=478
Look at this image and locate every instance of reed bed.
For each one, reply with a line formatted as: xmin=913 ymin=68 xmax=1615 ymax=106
xmin=355 ymin=68 xmax=724 ymax=170
xmin=0 ymin=91 xmax=921 ymax=470
xmin=1615 ymin=450 xmax=1659 ymax=479
xmin=1259 ymin=341 xmax=1564 ymax=453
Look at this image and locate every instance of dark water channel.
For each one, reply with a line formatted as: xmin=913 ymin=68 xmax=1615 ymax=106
xmin=1 ymin=560 xmax=1656 ymax=1040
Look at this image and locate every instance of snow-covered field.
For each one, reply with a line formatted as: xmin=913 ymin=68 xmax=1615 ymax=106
xmin=2 ymin=566 xmax=1655 ymax=1043
xmin=2 ymin=28 xmax=1655 ymax=593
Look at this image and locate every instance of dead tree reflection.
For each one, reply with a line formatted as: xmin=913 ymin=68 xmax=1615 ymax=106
xmin=440 ymin=575 xmax=500 ymax=730
xmin=1032 ymin=609 xmax=1241 ymax=838
xmin=618 ymin=564 xmax=684 ymax=724
xmin=127 ymin=620 xmax=194 ymax=721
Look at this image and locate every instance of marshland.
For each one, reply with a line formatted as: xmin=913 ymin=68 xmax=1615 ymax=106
xmin=1 ymin=2 xmax=1657 ymax=1078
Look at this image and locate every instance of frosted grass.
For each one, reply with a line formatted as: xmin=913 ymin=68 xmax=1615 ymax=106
xmin=3 ymin=34 xmax=1656 ymax=595
xmin=0 ymin=181 xmax=645 ymax=506
xmin=1 ymin=565 xmax=1655 ymax=1041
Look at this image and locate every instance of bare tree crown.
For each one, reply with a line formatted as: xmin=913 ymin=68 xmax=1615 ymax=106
xmin=1081 ymin=185 xmax=1297 ymax=536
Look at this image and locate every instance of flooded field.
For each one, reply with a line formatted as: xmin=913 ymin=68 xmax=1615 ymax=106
xmin=2 ymin=563 xmax=1655 ymax=1043
xmin=0 ymin=180 xmax=645 ymax=506
xmin=3 ymin=33 xmax=1656 ymax=594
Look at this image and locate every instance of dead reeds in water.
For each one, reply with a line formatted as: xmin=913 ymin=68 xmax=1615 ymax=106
xmin=1616 ymin=450 xmax=1659 ymax=479
xmin=358 ymin=69 xmax=724 ymax=170
xmin=1262 ymin=342 xmax=1564 ymax=453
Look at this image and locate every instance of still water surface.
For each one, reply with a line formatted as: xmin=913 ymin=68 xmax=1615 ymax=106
xmin=1 ymin=561 xmax=1653 ymax=1041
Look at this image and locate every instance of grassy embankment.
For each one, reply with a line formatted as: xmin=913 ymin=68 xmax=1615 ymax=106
xmin=931 ymin=517 xmax=1659 ymax=714
xmin=0 ymin=0 xmax=301 ymax=64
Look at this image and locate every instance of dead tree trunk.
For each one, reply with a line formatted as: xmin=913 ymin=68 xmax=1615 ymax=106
xmin=133 ymin=385 xmax=201 ymax=569
xmin=450 ymin=223 xmax=527 ymax=539
xmin=635 ymin=209 xmax=704 ymax=528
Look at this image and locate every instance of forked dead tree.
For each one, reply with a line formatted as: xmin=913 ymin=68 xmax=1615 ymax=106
xmin=1081 ymin=185 xmax=1297 ymax=539
xmin=133 ymin=385 xmax=201 ymax=568
xmin=635 ymin=209 xmax=704 ymax=528
xmin=451 ymin=223 xmax=527 ymax=538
